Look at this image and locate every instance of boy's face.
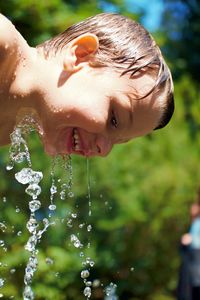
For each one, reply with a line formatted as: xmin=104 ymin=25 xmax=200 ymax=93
xmin=40 ymin=66 xmax=161 ymax=157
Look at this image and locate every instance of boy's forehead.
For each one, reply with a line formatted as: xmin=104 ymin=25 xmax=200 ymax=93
xmin=116 ymin=71 xmax=157 ymax=102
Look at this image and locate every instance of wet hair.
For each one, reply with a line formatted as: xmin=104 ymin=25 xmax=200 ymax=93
xmin=37 ymin=13 xmax=174 ymax=130
xmin=153 ymin=84 xmax=174 ymax=130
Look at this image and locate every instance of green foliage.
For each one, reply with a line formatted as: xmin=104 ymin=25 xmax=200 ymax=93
xmin=0 ymin=1 xmax=199 ymax=299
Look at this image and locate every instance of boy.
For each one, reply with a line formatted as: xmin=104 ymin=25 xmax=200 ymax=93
xmin=0 ymin=12 xmax=174 ymax=157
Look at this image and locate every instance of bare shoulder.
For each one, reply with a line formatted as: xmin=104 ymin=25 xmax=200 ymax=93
xmin=0 ymin=14 xmax=16 ymax=41
xmin=0 ymin=13 xmax=12 ymax=25
xmin=0 ymin=14 xmax=18 ymax=60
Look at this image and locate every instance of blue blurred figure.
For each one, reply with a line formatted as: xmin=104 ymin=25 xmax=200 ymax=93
xmin=177 ymin=189 xmax=200 ymax=300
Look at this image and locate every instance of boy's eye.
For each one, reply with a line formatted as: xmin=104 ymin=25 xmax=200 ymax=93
xmin=110 ymin=111 xmax=118 ymax=128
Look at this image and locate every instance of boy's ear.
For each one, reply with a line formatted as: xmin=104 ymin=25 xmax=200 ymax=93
xmin=63 ymin=33 xmax=99 ymax=73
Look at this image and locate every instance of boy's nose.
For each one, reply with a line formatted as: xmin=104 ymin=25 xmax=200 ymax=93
xmin=95 ymin=135 xmax=113 ymax=157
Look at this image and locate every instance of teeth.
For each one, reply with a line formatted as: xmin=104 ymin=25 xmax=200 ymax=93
xmin=73 ymin=129 xmax=81 ymax=151
xmin=74 ymin=144 xmax=80 ymax=151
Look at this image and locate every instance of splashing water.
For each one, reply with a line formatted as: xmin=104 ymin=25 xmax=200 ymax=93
xmin=60 ymin=157 xmax=95 ymax=299
xmin=70 ymin=234 xmax=83 ymax=248
xmin=63 ymin=155 xmax=74 ymax=199
xmin=6 ymin=115 xmax=36 ymax=170
xmin=6 ymin=117 xmax=52 ymax=300
xmin=48 ymin=156 xmax=59 ymax=212
xmin=86 ymin=158 xmax=92 ymax=217
xmin=4 ymin=116 xmax=97 ymax=299
xmin=73 ymin=159 xmax=95 ymax=299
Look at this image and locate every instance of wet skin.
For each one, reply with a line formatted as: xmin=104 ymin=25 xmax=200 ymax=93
xmin=39 ymin=67 xmax=161 ymax=157
xmin=0 ymin=14 xmax=161 ymax=157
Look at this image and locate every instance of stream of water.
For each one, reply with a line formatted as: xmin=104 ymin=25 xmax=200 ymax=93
xmin=0 ymin=116 xmax=118 ymax=299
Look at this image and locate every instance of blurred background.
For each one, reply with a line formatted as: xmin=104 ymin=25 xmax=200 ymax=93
xmin=0 ymin=0 xmax=200 ymax=299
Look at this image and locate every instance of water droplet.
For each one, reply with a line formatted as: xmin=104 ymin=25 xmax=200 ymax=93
xmin=10 ymin=269 xmax=16 ymax=274
xmin=67 ymin=219 xmax=73 ymax=228
xmin=79 ymin=223 xmax=85 ymax=229
xmin=23 ymin=285 xmax=34 ymax=300
xmin=61 ymin=183 xmax=68 ymax=189
xmin=2 ymin=197 xmax=6 ymax=203
xmin=83 ymin=257 xmax=95 ymax=267
xmin=6 ymin=163 xmax=14 ymax=170
xmin=50 ymin=184 xmax=57 ymax=194
xmin=86 ymin=281 xmax=92 ymax=287
xmin=70 ymin=234 xmax=83 ymax=248
xmin=81 ymin=270 xmax=90 ymax=279
xmin=48 ymin=204 xmax=56 ymax=211
xmin=0 ymin=222 xmax=7 ymax=232
xmin=15 ymin=168 xmax=43 ymax=185
xmin=25 ymin=184 xmax=41 ymax=199
xmin=60 ymin=190 xmax=66 ymax=200
xmin=17 ymin=231 xmax=22 ymax=236
xmin=29 ymin=200 xmax=41 ymax=212
xmin=130 ymin=267 xmax=134 ymax=272
xmin=15 ymin=168 xmax=29 ymax=184
xmin=83 ymin=286 xmax=91 ymax=298
xmin=87 ymin=225 xmax=92 ymax=232
xmin=16 ymin=206 xmax=20 ymax=213
xmin=0 ymin=240 xmax=5 ymax=247
xmin=71 ymin=213 xmax=77 ymax=219
xmin=45 ymin=257 xmax=54 ymax=265
xmin=68 ymin=191 xmax=74 ymax=198
xmin=27 ymin=218 xmax=38 ymax=233
xmin=43 ymin=218 xmax=49 ymax=227
xmin=80 ymin=252 xmax=84 ymax=258
xmin=13 ymin=152 xmax=27 ymax=163
xmin=0 ymin=278 xmax=5 ymax=288
xmin=89 ymin=261 xmax=94 ymax=267
xmin=74 ymin=241 xmax=82 ymax=248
